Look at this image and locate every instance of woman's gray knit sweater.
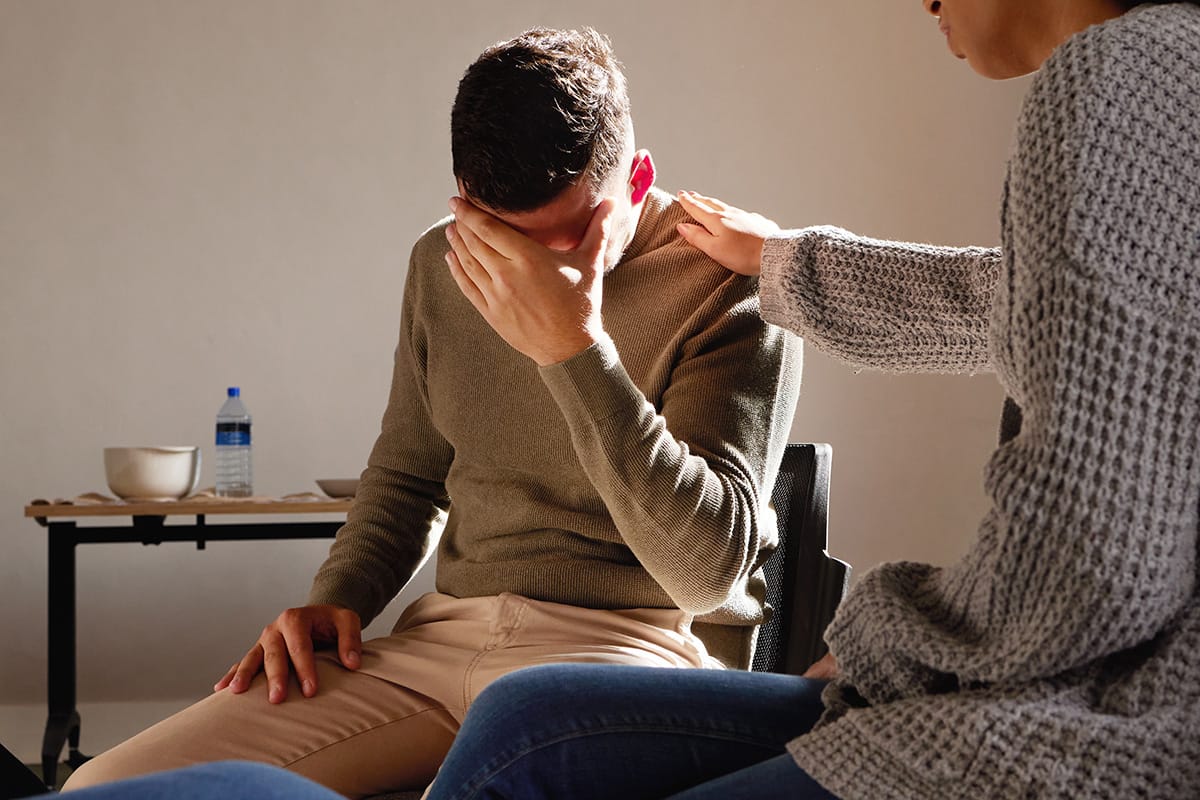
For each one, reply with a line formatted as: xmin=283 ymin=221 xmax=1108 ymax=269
xmin=761 ymin=5 xmax=1200 ymax=798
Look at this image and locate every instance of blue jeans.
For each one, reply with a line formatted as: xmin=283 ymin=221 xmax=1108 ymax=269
xmin=424 ymin=663 xmax=839 ymax=800
xmin=64 ymin=761 xmax=340 ymax=800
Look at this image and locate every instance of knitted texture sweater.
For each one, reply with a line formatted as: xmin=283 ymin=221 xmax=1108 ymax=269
xmin=309 ymin=187 xmax=803 ymax=669
xmin=763 ymin=5 xmax=1200 ymax=798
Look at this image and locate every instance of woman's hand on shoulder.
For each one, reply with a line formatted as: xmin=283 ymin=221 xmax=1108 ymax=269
xmin=676 ymin=190 xmax=780 ymax=276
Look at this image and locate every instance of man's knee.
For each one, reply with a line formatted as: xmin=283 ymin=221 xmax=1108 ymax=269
xmin=60 ymin=749 xmax=147 ymax=791
xmin=64 ymin=760 xmax=330 ymax=798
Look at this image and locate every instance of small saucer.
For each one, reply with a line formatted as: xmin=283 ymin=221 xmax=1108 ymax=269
xmin=316 ymin=479 xmax=359 ymax=498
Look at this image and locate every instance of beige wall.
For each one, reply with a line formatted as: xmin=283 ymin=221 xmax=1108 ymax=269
xmin=0 ymin=0 xmax=1027 ymax=758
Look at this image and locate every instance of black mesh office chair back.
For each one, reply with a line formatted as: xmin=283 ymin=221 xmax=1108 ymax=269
xmin=751 ymin=443 xmax=850 ymax=675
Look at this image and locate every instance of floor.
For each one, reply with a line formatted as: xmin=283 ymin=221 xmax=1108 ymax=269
xmin=29 ymin=761 xmax=71 ymax=786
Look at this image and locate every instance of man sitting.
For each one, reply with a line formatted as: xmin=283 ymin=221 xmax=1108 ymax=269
xmin=64 ymin=27 xmax=802 ymax=797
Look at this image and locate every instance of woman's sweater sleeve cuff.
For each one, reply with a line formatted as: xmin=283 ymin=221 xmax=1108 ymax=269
xmin=760 ymin=226 xmax=832 ymax=329
xmin=538 ymin=335 xmax=642 ymax=425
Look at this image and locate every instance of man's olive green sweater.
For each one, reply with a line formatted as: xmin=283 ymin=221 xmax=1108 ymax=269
xmin=309 ymin=187 xmax=803 ymax=668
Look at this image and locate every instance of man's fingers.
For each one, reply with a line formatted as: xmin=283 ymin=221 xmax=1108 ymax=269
xmin=578 ymin=198 xmax=617 ymax=265
xmin=446 ymin=250 xmax=489 ymax=313
xmin=279 ymin=616 xmax=319 ymax=699
xmin=337 ymin=616 xmax=363 ymax=671
xmin=260 ymin=629 xmax=292 ymax=704
xmin=451 ymin=216 xmax=507 ymax=275
xmin=446 ymin=224 xmax=495 ymax=290
xmin=446 ymin=234 xmax=496 ymax=316
xmin=450 ymin=196 xmax=523 ymax=259
xmin=228 ymin=646 xmax=264 ymax=695
xmin=214 ymin=661 xmax=239 ymax=692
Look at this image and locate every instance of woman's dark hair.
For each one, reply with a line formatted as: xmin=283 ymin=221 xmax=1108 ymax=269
xmin=451 ymin=27 xmax=631 ymax=213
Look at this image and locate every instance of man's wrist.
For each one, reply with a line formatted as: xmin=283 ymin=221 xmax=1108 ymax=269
xmin=533 ymin=331 xmax=604 ymax=367
xmin=538 ymin=334 xmax=638 ymax=425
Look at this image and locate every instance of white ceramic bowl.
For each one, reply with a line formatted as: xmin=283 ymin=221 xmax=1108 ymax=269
xmin=104 ymin=446 xmax=201 ymax=501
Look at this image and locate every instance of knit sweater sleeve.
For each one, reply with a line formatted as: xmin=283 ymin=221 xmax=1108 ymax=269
xmin=760 ymin=227 xmax=999 ymax=374
xmin=816 ymin=19 xmax=1200 ymax=704
xmin=307 ymin=243 xmax=453 ymax=626
xmin=539 ymin=277 xmax=802 ymax=616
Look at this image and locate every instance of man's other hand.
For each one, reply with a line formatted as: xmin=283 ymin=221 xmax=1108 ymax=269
xmin=213 ymin=605 xmax=362 ymax=704
xmin=445 ymin=196 xmax=616 ymax=367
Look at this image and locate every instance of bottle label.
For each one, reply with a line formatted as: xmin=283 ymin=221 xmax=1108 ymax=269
xmin=216 ymin=422 xmax=251 ymax=446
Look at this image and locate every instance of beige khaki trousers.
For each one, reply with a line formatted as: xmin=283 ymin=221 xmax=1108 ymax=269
xmin=64 ymin=592 xmax=713 ymax=797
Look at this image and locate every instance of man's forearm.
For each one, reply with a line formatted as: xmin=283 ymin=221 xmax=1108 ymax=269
xmin=308 ymin=464 xmax=449 ymax=625
xmin=540 ymin=324 xmax=801 ymax=615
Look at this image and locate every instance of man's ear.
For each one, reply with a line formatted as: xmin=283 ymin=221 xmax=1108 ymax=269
xmin=628 ymin=150 xmax=655 ymax=206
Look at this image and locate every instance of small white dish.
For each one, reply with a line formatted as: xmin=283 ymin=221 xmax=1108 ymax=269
xmin=316 ymin=479 xmax=359 ymax=498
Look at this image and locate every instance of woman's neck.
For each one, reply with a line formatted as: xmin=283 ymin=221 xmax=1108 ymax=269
xmin=1040 ymin=0 xmax=1127 ymax=60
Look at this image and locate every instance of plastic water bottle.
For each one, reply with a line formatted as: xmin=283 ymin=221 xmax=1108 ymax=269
xmin=215 ymin=387 xmax=253 ymax=497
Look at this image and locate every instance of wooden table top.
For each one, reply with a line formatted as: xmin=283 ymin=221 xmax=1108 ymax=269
xmin=25 ymin=497 xmax=354 ymax=518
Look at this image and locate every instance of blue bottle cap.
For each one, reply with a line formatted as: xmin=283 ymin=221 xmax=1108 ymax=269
xmin=227 ymin=387 xmax=240 ymax=397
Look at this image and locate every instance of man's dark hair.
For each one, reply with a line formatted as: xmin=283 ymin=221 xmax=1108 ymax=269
xmin=451 ymin=27 xmax=631 ymax=213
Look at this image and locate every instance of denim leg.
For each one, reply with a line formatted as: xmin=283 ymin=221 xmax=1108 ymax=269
xmin=666 ymin=753 xmax=838 ymax=800
xmin=425 ymin=663 xmax=832 ymax=800
xmin=65 ymin=761 xmax=342 ymax=800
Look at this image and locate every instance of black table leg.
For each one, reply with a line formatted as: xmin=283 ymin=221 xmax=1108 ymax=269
xmin=41 ymin=523 xmax=89 ymax=788
xmin=31 ymin=515 xmax=342 ymax=787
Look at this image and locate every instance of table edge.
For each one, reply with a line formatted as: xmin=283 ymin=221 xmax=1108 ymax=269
xmin=25 ymin=499 xmax=355 ymax=518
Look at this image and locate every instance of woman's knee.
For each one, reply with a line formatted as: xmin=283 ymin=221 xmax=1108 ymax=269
xmin=470 ymin=665 xmax=575 ymax=725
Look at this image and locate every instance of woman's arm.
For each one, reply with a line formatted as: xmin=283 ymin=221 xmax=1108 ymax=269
xmin=675 ymin=190 xmax=1000 ymax=374
xmin=760 ymin=226 xmax=1000 ymax=374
